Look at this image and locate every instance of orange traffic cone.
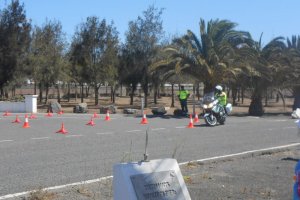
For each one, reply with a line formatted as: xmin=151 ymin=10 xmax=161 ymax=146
xmin=3 ymin=111 xmax=11 ymax=116
xmin=105 ymin=110 xmax=111 ymax=121
xmin=56 ymin=122 xmax=68 ymax=134
xmin=29 ymin=113 xmax=37 ymax=119
xmin=93 ymin=112 xmax=100 ymax=118
xmin=22 ymin=114 xmax=30 ymax=128
xmin=194 ymin=113 xmax=199 ymax=123
xmin=57 ymin=110 xmax=63 ymax=115
xmin=187 ymin=114 xmax=194 ymax=128
xmin=86 ymin=117 xmax=96 ymax=126
xmin=140 ymin=112 xmax=148 ymax=124
xmin=12 ymin=115 xmax=21 ymax=123
xmin=45 ymin=112 xmax=53 ymax=117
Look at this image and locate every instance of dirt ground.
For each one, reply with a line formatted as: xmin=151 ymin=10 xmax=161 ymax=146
xmin=39 ymin=95 xmax=294 ymax=116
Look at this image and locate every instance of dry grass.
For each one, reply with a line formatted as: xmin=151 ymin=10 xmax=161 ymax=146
xmin=76 ymin=186 xmax=93 ymax=198
xmin=183 ymin=175 xmax=193 ymax=184
xmin=27 ymin=189 xmax=57 ymax=200
xmin=186 ymin=161 xmax=198 ymax=169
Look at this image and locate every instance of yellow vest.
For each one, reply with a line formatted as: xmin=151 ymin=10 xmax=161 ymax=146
xmin=178 ymin=90 xmax=189 ymax=100
xmin=216 ymin=92 xmax=227 ymax=106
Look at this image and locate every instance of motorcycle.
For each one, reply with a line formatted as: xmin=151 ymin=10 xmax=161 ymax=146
xmin=201 ymin=92 xmax=232 ymax=126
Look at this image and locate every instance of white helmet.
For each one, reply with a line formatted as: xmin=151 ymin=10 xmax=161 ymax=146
xmin=215 ymin=85 xmax=223 ymax=92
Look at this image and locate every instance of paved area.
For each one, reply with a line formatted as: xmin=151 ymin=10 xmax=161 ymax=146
xmin=0 ymin=112 xmax=299 ymax=198
xmin=10 ymin=147 xmax=299 ymax=200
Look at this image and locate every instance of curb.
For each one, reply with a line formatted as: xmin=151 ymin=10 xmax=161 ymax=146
xmin=180 ymin=143 xmax=300 ymax=166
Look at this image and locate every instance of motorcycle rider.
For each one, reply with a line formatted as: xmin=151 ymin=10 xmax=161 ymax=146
xmin=214 ymin=85 xmax=227 ymax=111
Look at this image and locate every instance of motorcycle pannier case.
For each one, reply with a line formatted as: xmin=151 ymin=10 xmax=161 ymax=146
xmin=226 ymin=103 xmax=232 ymax=114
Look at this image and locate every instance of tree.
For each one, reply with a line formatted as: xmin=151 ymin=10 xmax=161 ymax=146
xmin=69 ymin=32 xmax=91 ymax=103
xmin=286 ymin=35 xmax=300 ymax=110
xmin=152 ymin=19 xmax=252 ymax=93
xmin=29 ymin=20 xmax=66 ymax=103
xmin=0 ymin=0 xmax=31 ymax=96
xmin=101 ymin=26 xmax=119 ymax=103
xmin=119 ymin=45 xmax=142 ymax=105
xmin=71 ymin=17 xmax=119 ymax=105
xmin=124 ymin=5 xmax=164 ymax=107
xmin=243 ymin=36 xmax=286 ymax=116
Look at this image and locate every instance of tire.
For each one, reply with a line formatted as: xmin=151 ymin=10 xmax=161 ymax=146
xmin=218 ymin=106 xmax=226 ymax=125
xmin=219 ymin=116 xmax=226 ymax=125
xmin=205 ymin=114 xmax=217 ymax=126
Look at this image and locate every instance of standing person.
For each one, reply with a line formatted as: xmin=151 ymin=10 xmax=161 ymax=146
xmin=177 ymin=86 xmax=190 ymax=114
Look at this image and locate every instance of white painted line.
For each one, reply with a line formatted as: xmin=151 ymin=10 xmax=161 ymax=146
xmin=283 ymin=127 xmax=296 ymax=129
xmin=0 ymin=140 xmax=13 ymax=143
xmin=274 ymin=119 xmax=287 ymax=122
xmin=248 ymin=116 xmax=260 ymax=119
xmin=151 ymin=128 xmax=166 ymax=131
xmin=96 ymin=132 xmax=113 ymax=135
xmin=1 ymin=143 xmax=300 ymax=200
xmin=65 ymin=135 xmax=83 ymax=138
xmin=179 ymin=143 xmax=300 ymax=165
xmin=0 ymin=176 xmax=113 ymax=200
xmin=31 ymin=137 xmax=50 ymax=140
xmin=52 ymin=116 xmax=95 ymax=119
xmin=175 ymin=126 xmax=185 ymax=129
xmin=126 ymin=130 xmax=142 ymax=133
xmin=295 ymin=120 xmax=299 ymax=123
xmin=267 ymin=128 xmax=273 ymax=131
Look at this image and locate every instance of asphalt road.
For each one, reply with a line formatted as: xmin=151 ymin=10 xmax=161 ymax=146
xmin=0 ymin=113 xmax=298 ymax=196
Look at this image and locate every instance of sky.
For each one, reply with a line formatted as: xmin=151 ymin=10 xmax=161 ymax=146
xmin=1 ymin=0 xmax=299 ymax=45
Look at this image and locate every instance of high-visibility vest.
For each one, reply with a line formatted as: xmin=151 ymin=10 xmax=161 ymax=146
xmin=178 ymin=90 xmax=189 ymax=100
xmin=216 ymin=92 xmax=227 ymax=106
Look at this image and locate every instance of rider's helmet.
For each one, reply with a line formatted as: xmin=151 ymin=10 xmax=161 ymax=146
xmin=215 ymin=85 xmax=223 ymax=94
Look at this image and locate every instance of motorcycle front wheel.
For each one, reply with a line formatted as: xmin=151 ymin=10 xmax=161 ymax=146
xmin=205 ymin=114 xmax=217 ymax=126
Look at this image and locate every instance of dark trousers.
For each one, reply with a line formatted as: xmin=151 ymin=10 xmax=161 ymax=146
xmin=180 ymin=99 xmax=188 ymax=113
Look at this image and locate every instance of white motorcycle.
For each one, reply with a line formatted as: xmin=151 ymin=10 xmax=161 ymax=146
xmin=201 ymin=92 xmax=232 ymax=126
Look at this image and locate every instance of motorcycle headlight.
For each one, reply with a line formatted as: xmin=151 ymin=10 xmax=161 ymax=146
xmin=203 ymin=105 xmax=208 ymax=109
xmin=208 ymin=103 xmax=213 ymax=108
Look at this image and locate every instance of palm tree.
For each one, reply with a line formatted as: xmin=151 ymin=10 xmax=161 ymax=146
xmin=152 ymin=18 xmax=252 ymax=93
xmin=244 ymin=36 xmax=287 ymax=116
xmin=286 ymin=35 xmax=300 ymax=110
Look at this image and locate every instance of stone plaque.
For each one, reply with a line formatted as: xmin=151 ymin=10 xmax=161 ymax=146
xmin=130 ymin=170 xmax=185 ymax=200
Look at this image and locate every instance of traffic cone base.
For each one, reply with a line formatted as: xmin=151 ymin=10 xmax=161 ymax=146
xmin=22 ymin=115 xmax=30 ymax=128
xmin=93 ymin=112 xmax=100 ymax=118
xmin=187 ymin=115 xmax=194 ymax=128
xmin=105 ymin=111 xmax=110 ymax=121
xmin=29 ymin=113 xmax=37 ymax=119
xmin=45 ymin=112 xmax=53 ymax=117
xmin=57 ymin=110 xmax=63 ymax=115
xmin=3 ymin=111 xmax=11 ymax=116
xmin=86 ymin=117 xmax=96 ymax=126
xmin=194 ymin=113 xmax=199 ymax=123
xmin=140 ymin=113 xmax=148 ymax=124
xmin=12 ymin=115 xmax=21 ymax=123
xmin=56 ymin=123 xmax=68 ymax=134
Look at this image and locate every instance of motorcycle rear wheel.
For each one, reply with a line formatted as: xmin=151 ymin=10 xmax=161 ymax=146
xmin=219 ymin=117 xmax=226 ymax=125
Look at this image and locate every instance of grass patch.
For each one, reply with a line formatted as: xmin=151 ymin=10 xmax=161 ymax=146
xmin=183 ymin=175 xmax=193 ymax=184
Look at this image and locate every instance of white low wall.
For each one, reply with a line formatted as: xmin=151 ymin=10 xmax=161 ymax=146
xmin=0 ymin=95 xmax=38 ymax=113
